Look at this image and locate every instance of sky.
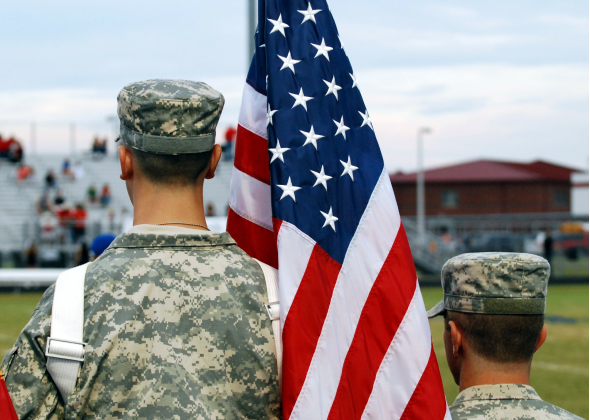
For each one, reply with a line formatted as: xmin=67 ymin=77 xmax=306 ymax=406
xmin=0 ymin=0 xmax=587 ymax=172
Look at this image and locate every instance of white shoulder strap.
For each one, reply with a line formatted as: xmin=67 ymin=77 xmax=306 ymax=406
xmin=45 ymin=262 xmax=90 ymax=401
xmin=254 ymin=259 xmax=282 ymax=385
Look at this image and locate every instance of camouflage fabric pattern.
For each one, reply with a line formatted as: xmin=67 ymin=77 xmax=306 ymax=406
xmin=1 ymin=231 xmax=280 ymax=419
xmin=450 ymin=384 xmax=583 ymax=420
xmin=117 ymin=79 xmax=225 ymax=154
xmin=427 ymin=253 xmax=549 ymax=317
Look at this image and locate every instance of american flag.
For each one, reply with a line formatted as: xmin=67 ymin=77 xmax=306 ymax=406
xmin=227 ymin=1 xmax=450 ymax=418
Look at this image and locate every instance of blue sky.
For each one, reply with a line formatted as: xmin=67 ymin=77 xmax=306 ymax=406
xmin=0 ymin=0 xmax=587 ymax=171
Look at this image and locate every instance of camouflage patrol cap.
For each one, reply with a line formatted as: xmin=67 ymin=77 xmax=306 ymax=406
xmin=116 ymin=79 xmax=224 ymax=155
xmin=427 ymin=252 xmax=550 ymax=318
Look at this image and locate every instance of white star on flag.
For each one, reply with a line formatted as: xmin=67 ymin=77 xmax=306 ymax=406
xmin=268 ymin=14 xmax=289 ymax=37
xmin=311 ymin=38 xmax=333 ymax=60
xmin=333 ymin=116 xmax=350 ymax=139
xmin=320 ymin=206 xmax=339 ymax=231
xmin=278 ymin=51 xmax=302 ymax=74
xmin=298 ymin=3 xmax=321 ymax=24
xmin=324 ymin=76 xmax=342 ymax=100
xmin=359 ymin=109 xmax=374 ymax=130
xmin=300 ymin=126 xmax=325 ymax=149
xmin=269 ymin=139 xmax=290 ymax=163
xmin=267 ymin=104 xmax=278 ymax=126
xmin=290 ymin=88 xmax=314 ymax=111
xmin=278 ymin=177 xmax=302 ymax=202
xmin=311 ymin=166 xmax=332 ymax=190
xmin=340 ymin=156 xmax=359 ymax=180
xmin=350 ymin=73 xmax=357 ymax=88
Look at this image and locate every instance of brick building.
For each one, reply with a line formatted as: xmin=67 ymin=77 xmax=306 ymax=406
xmin=390 ymin=160 xmax=578 ymax=217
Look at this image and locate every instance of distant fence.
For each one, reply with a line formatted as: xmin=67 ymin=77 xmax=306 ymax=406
xmin=404 ymin=212 xmax=589 ymax=236
xmin=0 ymin=269 xmax=63 ymax=289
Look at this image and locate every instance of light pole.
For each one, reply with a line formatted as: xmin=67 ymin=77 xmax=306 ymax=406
xmin=247 ymin=0 xmax=257 ymax=69
xmin=30 ymin=122 xmax=36 ymax=156
xmin=69 ymin=123 xmax=76 ymax=156
xmin=417 ymin=127 xmax=431 ymax=243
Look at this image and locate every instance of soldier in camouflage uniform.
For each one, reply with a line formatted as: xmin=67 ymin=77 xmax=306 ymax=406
xmin=1 ymin=79 xmax=281 ymax=419
xmin=427 ymin=252 xmax=582 ymax=420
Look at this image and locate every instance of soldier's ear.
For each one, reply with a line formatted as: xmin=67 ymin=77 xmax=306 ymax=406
xmin=119 ymin=146 xmax=134 ymax=181
xmin=534 ymin=324 xmax=547 ymax=353
xmin=449 ymin=320 xmax=463 ymax=357
xmin=205 ymin=144 xmax=222 ymax=180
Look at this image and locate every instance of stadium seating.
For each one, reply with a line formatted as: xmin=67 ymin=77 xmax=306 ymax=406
xmin=0 ymin=152 xmax=233 ymax=253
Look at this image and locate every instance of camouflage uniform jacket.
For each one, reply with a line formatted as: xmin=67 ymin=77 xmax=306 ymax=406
xmin=450 ymin=384 xmax=582 ymax=420
xmin=1 ymin=226 xmax=281 ymax=419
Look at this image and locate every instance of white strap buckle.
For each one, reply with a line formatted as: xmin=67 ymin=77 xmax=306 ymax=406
xmin=264 ymin=301 xmax=280 ymax=321
xmin=45 ymin=337 xmax=87 ymax=363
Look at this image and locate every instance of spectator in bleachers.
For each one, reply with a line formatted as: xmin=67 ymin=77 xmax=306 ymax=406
xmin=16 ymin=164 xmax=35 ymax=183
xmin=24 ymin=240 xmax=38 ymax=268
xmin=0 ymin=134 xmax=12 ymax=158
xmin=107 ymin=207 xmax=116 ymax=232
xmin=44 ymin=169 xmax=57 ymax=190
xmin=61 ymin=158 xmax=75 ymax=180
xmin=73 ymin=160 xmax=85 ymax=180
xmin=206 ymin=202 xmax=216 ymax=217
xmin=0 ymin=135 xmax=24 ymax=163
xmin=39 ymin=211 xmax=58 ymax=243
xmin=54 ymin=190 xmax=66 ymax=206
xmin=56 ymin=205 xmax=72 ymax=243
xmin=36 ymin=193 xmax=52 ymax=214
xmin=100 ymin=183 xmax=112 ymax=207
xmin=73 ymin=241 xmax=90 ymax=266
xmin=87 ymin=184 xmax=97 ymax=204
xmin=222 ymin=125 xmax=236 ymax=161
xmin=72 ymin=204 xmax=87 ymax=243
xmin=92 ymin=136 xmax=108 ymax=156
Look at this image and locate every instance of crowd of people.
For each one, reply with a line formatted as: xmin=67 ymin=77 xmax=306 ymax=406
xmin=0 ymin=134 xmax=23 ymax=163
xmin=92 ymin=137 xmax=108 ymax=155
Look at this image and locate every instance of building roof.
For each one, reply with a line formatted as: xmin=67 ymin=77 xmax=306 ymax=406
xmin=389 ymin=159 xmax=579 ymax=184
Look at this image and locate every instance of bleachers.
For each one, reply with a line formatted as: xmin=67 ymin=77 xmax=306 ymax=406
xmin=1 ymin=151 xmax=457 ymax=273
xmin=0 ymin=152 xmax=234 ymax=252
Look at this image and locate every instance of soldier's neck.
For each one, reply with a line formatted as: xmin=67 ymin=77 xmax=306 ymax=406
xmin=131 ymin=180 xmax=208 ymax=230
xmin=459 ymin=354 xmax=531 ymax=392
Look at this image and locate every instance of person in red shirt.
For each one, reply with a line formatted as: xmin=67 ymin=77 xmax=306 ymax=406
xmin=222 ymin=126 xmax=236 ymax=161
xmin=72 ymin=204 xmax=87 ymax=242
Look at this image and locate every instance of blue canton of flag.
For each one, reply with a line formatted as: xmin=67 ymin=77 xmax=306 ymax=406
xmin=250 ymin=0 xmax=383 ymax=264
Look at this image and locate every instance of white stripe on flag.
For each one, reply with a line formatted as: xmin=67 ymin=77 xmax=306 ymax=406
xmin=289 ymin=169 xmax=402 ymax=420
xmin=238 ymin=83 xmax=268 ymax=141
xmin=277 ymin=221 xmax=316 ymax=331
xmin=360 ymin=282 xmax=431 ymax=420
xmin=228 ymin=167 xmax=273 ymax=231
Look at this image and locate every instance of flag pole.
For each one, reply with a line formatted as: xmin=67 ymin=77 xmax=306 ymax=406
xmin=247 ymin=0 xmax=256 ymax=69
xmin=417 ymin=127 xmax=431 ymax=243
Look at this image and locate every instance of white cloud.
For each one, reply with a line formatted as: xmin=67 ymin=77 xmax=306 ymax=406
xmin=356 ymin=63 xmax=589 ymax=171
xmin=339 ymin=23 xmax=534 ymax=53
xmin=438 ymin=6 xmax=477 ymax=19
xmin=536 ymin=14 xmax=589 ymax=31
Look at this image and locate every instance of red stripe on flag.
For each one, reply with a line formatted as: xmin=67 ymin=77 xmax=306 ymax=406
xmin=282 ymin=245 xmax=342 ymax=420
xmin=400 ymin=345 xmax=448 ymax=420
xmin=327 ymin=225 xmax=417 ymax=420
xmin=0 ymin=371 xmax=18 ymax=420
xmin=226 ymin=207 xmax=278 ymax=268
xmin=234 ymin=124 xmax=271 ymax=185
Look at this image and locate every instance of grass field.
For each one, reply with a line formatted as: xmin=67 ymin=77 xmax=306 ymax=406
xmin=1 ymin=285 xmax=588 ymax=418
